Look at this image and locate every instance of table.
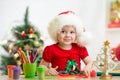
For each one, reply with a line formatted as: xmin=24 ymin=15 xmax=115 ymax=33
xmin=0 ymin=75 xmax=120 ymax=80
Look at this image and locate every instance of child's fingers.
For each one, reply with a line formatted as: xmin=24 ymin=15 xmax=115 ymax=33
xmin=48 ymin=66 xmax=59 ymax=75
xmin=81 ymin=68 xmax=90 ymax=76
xmin=80 ymin=68 xmax=84 ymax=71
xmin=84 ymin=70 xmax=90 ymax=76
xmin=54 ymin=66 xmax=58 ymax=70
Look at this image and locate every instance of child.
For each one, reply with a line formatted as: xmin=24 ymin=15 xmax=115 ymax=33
xmin=40 ymin=11 xmax=93 ymax=76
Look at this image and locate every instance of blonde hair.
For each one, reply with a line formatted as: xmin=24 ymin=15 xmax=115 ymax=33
xmin=48 ymin=11 xmax=92 ymax=46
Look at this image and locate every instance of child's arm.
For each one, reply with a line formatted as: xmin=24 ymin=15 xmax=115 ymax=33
xmin=82 ymin=56 xmax=93 ymax=76
xmin=40 ymin=59 xmax=58 ymax=76
xmin=40 ymin=59 xmax=50 ymax=68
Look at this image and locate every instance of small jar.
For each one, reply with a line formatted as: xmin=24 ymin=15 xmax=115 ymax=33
xmin=7 ymin=65 xmax=16 ymax=79
xmin=12 ymin=66 xmax=21 ymax=80
xmin=37 ymin=67 xmax=46 ymax=80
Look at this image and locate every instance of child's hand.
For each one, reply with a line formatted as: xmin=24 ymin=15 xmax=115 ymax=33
xmin=81 ymin=66 xmax=91 ymax=76
xmin=45 ymin=66 xmax=58 ymax=76
xmin=82 ymin=56 xmax=93 ymax=76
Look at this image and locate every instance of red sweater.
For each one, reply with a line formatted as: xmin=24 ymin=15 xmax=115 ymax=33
xmin=42 ymin=43 xmax=89 ymax=71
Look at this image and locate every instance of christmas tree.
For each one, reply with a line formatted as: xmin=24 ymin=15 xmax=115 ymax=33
xmin=0 ymin=7 xmax=44 ymax=74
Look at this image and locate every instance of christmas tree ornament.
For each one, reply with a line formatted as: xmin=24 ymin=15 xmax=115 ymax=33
xmin=21 ymin=31 xmax=26 ymax=37
xmin=111 ymin=48 xmax=118 ymax=61
xmin=115 ymin=45 xmax=120 ymax=61
xmin=8 ymin=42 xmax=15 ymax=53
xmin=16 ymin=60 xmax=22 ymax=66
xmin=24 ymin=44 xmax=31 ymax=50
xmin=13 ymin=53 xmax=19 ymax=60
xmin=112 ymin=44 xmax=120 ymax=61
xmin=29 ymin=28 xmax=34 ymax=34
xmin=8 ymin=49 xmax=12 ymax=54
xmin=34 ymin=41 xmax=41 ymax=47
xmin=29 ymin=34 xmax=37 ymax=39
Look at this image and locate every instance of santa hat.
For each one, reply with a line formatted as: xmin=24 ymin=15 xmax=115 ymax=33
xmin=48 ymin=11 xmax=92 ymax=46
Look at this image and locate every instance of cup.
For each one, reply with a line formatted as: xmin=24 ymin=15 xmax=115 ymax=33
xmin=12 ymin=66 xmax=21 ymax=80
xmin=7 ymin=65 xmax=16 ymax=79
xmin=37 ymin=67 xmax=46 ymax=80
xmin=23 ymin=63 xmax=37 ymax=78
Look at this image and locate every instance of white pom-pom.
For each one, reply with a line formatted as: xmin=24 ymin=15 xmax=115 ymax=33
xmin=77 ymin=31 xmax=93 ymax=46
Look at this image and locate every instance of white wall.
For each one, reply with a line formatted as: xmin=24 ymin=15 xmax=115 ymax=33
xmin=0 ymin=0 xmax=120 ymax=61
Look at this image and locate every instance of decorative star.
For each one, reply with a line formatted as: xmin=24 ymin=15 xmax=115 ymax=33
xmin=24 ymin=44 xmax=31 ymax=50
xmin=104 ymin=40 xmax=110 ymax=46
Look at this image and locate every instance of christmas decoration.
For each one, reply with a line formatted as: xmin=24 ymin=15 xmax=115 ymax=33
xmin=65 ymin=60 xmax=79 ymax=74
xmin=0 ymin=7 xmax=44 ymax=74
xmin=29 ymin=28 xmax=34 ymax=34
xmin=108 ymin=0 xmax=120 ymax=28
xmin=21 ymin=31 xmax=26 ymax=37
xmin=94 ymin=40 xmax=118 ymax=80
xmin=112 ymin=44 xmax=120 ymax=61
xmin=59 ymin=54 xmax=82 ymax=75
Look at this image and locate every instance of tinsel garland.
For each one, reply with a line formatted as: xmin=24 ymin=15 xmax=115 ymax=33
xmin=65 ymin=60 xmax=82 ymax=74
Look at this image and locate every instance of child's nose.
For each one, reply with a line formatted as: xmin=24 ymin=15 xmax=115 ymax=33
xmin=66 ymin=32 xmax=70 ymax=36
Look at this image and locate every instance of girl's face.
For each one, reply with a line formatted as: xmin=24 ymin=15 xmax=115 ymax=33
xmin=57 ymin=25 xmax=77 ymax=47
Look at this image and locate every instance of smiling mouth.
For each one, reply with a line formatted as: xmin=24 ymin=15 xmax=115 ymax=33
xmin=64 ymin=39 xmax=71 ymax=42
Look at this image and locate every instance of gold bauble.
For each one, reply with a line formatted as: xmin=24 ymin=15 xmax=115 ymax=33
xmin=29 ymin=34 xmax=37 ymax=39
xmin=13 ymin=53 xmax=19 ymax=60
xmin=34 ymin=41 xmax=41 ymax=46
xmin=16 ymin=60 xmax=22 ymax=66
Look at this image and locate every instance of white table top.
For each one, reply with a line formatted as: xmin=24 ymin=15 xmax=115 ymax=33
xmin=0 ymin=75 xmax=120 ymax=80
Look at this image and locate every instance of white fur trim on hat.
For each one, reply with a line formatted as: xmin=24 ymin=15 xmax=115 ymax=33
xmin=48 ymin=11 xmax=92 ymax=46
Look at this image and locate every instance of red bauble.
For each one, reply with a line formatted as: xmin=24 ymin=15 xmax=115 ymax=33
xmin=116 ymin=46 xmax=120 ymax=61
xmin=29 ymin=28 xmax=34 ymax=34
xmin=21 ymin=31 xmax=26 ymax=37
xmin=90 ymin=70 xmax=97 ymax=77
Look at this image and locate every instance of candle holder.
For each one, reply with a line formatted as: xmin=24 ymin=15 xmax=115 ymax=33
xmin=94 ymin=40 xmax=117 ymax=80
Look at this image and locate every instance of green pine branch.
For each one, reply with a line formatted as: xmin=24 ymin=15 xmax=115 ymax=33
xmin=24 ymin=6 xmax=29 ymax=26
